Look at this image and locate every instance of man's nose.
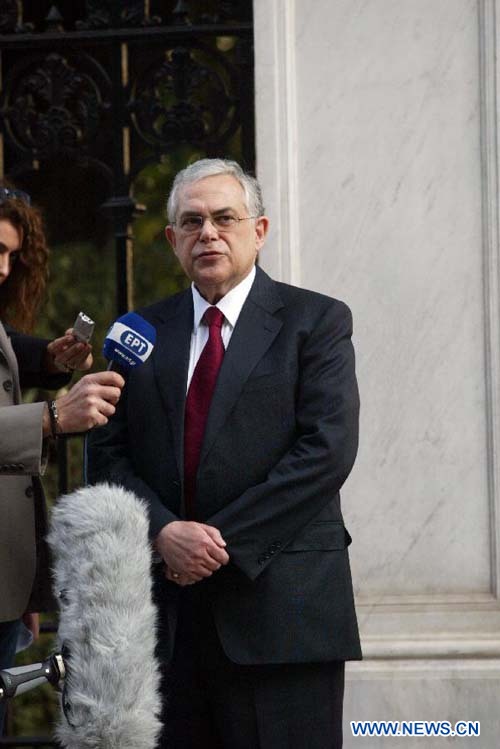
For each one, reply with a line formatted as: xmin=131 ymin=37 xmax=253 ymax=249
xmin=199 ymin=217 xmax=219 ymax=241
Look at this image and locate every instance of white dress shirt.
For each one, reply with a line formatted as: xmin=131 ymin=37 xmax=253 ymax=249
xmin=187 ymin=265 xmax=256 ymax=390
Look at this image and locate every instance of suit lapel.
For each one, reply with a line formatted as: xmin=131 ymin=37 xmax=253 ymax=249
xmin=200 ymin=268 xmax=284 ymax=465
xmin=152 ymin=291 xmax=193 ymax=479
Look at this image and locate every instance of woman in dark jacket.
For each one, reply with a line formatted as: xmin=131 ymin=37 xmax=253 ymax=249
xmin=0 ymin=185 xmax=123 ymax=732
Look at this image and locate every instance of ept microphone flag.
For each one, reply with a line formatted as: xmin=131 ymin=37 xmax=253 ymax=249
xmin=103 ymin=312 xmax=156 ymax=370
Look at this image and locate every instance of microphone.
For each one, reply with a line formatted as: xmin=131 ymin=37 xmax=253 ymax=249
xmin=82 ymin=312 xmax=156 ymax=484
xmin=47 ymin=483 xmax=162 ymax=749
xmin=103 ymin=312 xmax=156 ymax=373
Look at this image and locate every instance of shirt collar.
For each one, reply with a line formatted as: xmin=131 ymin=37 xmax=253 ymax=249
xmin=191 ymin=265 xmax=256 ymax=330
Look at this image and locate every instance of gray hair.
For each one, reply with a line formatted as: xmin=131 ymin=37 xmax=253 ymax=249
xmin=166 ymin=158 xmax=264 ymax=223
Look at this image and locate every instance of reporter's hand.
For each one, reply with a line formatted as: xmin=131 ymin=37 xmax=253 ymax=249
xmin=46 ymin=329 xmax=93 ymax=373
xmin=55 ymin=371 xmax=124 ymax=433
xmin=22 ymin=612 xmax=40 ymax=641
xmin=155 ymin=521 xmax=229 ymax=585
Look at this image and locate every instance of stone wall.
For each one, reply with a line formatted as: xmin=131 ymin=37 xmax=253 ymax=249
xmin=254 ymin=1 xmax=500 ymax=745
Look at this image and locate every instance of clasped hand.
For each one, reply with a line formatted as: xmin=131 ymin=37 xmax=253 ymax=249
xmin=46 ymin=328 xmax=93 ymax=373
xmin=155 ymin=520 xmax=229 ymax=587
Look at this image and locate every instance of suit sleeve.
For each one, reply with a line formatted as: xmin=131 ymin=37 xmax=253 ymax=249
xmin=0 ymin=401 xmax=46 ymax=474
xmin=207 ymin=300 xmax=360 ymax=581
xmin=7 ymin=329 xmax=71 ymax=390
xmin=86 ymin=378 xmax=180 ymax=538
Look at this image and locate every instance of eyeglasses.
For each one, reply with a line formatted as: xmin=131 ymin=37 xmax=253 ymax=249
xmin=0 ymin=187 xmax=31 ymax=206
xmin=174 ymin=213 xmax=258 ymax=234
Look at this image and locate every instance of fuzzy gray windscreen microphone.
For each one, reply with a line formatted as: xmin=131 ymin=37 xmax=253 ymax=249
xmin=48 ymin=482 xmax=162 ymax=749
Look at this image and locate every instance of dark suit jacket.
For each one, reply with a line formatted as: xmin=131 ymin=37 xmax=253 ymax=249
xmin=88 ymin=267 xmax=362 ymax=664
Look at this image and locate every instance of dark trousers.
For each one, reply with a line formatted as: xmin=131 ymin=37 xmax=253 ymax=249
xmin=0 ymin=619 xmax=21 ymax=734
xmin=159 ymin=589 xmax=345 ymax=749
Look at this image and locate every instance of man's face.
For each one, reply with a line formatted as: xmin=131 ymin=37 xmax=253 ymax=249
xmin=165 ymin=175 xmax=269 ymax=303
xmin=0 ymin=219 xmax=21 ymax=287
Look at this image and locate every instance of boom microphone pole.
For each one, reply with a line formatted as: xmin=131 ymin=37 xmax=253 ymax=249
xmin=0 ymin=654 xmax=65 ymax=701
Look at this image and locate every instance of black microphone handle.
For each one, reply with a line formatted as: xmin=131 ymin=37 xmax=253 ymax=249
xmin=83 ymin=361 xmax=127 ymax=484
xmin=106 ymin=360 xmax=128 ymax=377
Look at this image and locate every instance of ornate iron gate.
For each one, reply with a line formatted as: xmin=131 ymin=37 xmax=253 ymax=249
xmin=0 ymin=1 xmax=254 ymax=744
xmin=0 ymin=0 xmax=254 ymax=312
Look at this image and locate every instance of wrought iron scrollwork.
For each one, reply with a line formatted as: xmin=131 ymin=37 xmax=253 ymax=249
xmin=129 ymin=45 xmax=238 ymax=149
xmin=0 ymin=53 xmax=111 ymax=157
xmin=0 ymin=0 xmax=32 ymax=34
xmin=0 ymin=0 xmax=19 ymax=33
xmin=77 ymin=0 xmax=160 ymax=30
xmin=0 ymin=1 xmax=251 ymax=35
xmin=171 ymin=0 xmax=250 ymax=25
xmin=200 ymin=0 xmax=252 ymax=25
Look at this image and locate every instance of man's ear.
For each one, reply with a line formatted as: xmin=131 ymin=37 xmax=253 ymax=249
xmin=255 ymin=216 xmax=270 ymax=252
xmin=165 ymin=225 xmax=177 ymax=251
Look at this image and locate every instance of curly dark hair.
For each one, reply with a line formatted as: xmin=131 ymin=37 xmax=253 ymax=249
xmin=0 ymin=186 xmax=49 ymax=333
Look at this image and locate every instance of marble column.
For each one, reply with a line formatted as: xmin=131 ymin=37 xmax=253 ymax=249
xmin=254 ymin=0 xmax=500 ymax=745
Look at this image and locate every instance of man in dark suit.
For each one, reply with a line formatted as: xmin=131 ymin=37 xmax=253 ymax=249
xmin=87 ymin=158 xmax=361 ymax=749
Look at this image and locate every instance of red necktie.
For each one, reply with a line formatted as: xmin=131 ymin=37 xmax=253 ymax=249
xmin=184 ymin=307 xmax=225 ymax=519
